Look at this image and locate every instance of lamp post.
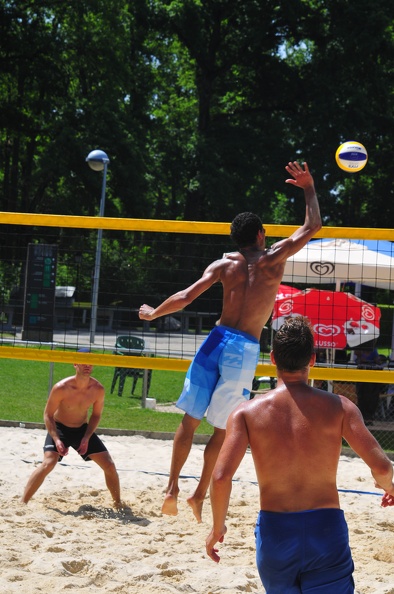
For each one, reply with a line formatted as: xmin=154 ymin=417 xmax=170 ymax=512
xmin=74 ymin=251 xmax=82 ymax=303
xmin=86 ymin=149 xmax=110 ymax=343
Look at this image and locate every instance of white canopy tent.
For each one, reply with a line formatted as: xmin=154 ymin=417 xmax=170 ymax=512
xmin=282 ymin=238 xmax=394 ymax=357
xmin=283 ymin=238 xmax=394 ymax=291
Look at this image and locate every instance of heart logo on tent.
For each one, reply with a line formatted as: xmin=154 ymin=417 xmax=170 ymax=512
xmin=309 ymin=262 xmax=335 ymax=276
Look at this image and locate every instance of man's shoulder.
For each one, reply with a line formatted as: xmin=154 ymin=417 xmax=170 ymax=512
xmin=53 ymin=376 xmax=75 ymax=390
xmin=222 ymin=251 xmax=242 ymax=260
xmin=222 ymin=250 xmax=269 ymax=268
xmin=89 ymin=377 xmax=105 ymax=392
xmin=235 ymin=392 xmax=272 ymax=415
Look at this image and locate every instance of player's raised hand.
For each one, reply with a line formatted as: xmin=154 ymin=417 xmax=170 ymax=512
xmin=285 ymin=161 xmax=314 ymax=189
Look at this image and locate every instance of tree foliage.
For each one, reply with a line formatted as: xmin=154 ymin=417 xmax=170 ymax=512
xmin=1 ymin=0 xmax=393 ymax=297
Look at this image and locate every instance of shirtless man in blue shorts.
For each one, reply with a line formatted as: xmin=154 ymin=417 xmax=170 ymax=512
xmin=206 ymin=316 xmax=394 ymax=593
xmin=139 ymin=161 xmax=322 ymax=522
xmin=21 ymin=360 xmax=121 ymax=507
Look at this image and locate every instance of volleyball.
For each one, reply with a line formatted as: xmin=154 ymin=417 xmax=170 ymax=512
xmin=335 ymin=141 xmax=368 ymax=172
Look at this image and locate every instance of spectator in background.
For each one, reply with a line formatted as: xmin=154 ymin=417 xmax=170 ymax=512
xmin=355 ymin=345 xmax=384 ymax=426
xmin=355 ymin=346 xmax=380 ymax=366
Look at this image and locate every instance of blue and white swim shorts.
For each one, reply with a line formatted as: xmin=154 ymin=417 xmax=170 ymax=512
xmin=176 ymin=325 xmax=260 ymax=429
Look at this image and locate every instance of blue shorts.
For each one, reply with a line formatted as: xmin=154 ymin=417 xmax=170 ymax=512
xmin=176 ymin=325 xmax=260 ymax=429
xmin=255 ymin=509 xmax=354 ymax=593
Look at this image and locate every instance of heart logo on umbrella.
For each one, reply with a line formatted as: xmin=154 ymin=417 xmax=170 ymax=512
xmin=362 ymin=304 xmax=377 ymax=321
xmin=315 ymin=324 xmax=341 ymax=337
xmin=272 ymin=288 xmax=380 ymax=349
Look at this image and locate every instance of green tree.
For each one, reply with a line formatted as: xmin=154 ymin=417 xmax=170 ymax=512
xmin=1 ymin=0 xmax=394 ymax=304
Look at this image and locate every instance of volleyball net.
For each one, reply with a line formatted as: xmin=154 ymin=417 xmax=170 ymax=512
xmin=0 ymin=212 xmax=393 ymax=390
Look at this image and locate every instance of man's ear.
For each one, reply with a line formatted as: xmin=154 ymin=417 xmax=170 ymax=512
xmin=270 ymin=351 xmax=275 ymax=365
xmin=310 ymin=352 xmax=316 ymax=367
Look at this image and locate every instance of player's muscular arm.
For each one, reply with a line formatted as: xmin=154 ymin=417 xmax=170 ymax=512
xmin=139 ymin=260 xmax=223 ymax=321
xmin=84 ymin=390 xmax=105 ymax=440
xmin=43 ymin=385 xmax=70 ymax=457
xmin=206 ymin=408 xmax=249 ymax=562
xmin=43 ymin=386 xmax=63 ymax=438
xmin=267 ymin=162 xmax=321 ymax=263
xmin=341 ymin=396 xmax=394 ymax=493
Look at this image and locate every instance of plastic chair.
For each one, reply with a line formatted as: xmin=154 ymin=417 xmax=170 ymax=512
xmin=110 ymin=335 xmax=153 ymax=397
xmin=250 ymin=376 xmax=276 ymax=399
xmin=114 ymin=335 xmax=145 ymax=352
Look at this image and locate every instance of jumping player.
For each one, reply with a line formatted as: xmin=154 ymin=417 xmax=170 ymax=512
xmin=140 ymin=161 xmax=322 ymax=522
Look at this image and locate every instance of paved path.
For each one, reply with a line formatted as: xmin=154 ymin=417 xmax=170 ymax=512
xmin=8 ymin=328 xmax=207 ymax=360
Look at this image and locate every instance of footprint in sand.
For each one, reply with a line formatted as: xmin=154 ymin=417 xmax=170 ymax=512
xmin=62 ymin=559 xmax=91 ymax=574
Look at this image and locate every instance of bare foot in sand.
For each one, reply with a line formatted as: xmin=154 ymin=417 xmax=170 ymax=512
xmin=114 ymin=500 xmax=131 ymax=512
xmin=161 ymin=493 xmax=178 ymax=516
xmin=187 ymin=495 xmax=204 ymax=523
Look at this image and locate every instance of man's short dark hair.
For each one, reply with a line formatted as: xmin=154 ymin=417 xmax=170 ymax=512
xmin=230 ymin=212 xmax=263 ymax=248
xmin=273 ymin=316 xmax=315 ymax=372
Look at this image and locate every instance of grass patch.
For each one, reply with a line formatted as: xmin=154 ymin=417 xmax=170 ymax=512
xmin=0 ymin=359 xmax=213 ymax=435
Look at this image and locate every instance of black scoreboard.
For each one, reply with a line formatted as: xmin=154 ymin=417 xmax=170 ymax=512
xmin=22 ymin=244 xmax=58 ymax=342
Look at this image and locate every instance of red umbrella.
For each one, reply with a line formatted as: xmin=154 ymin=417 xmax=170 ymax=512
xmin=271 ymin=288 xmax=381 ymax=349
xmin=276 ymin=284 xmax=300 ymax=300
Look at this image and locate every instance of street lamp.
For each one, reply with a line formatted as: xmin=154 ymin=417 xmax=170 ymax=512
xmin=74 ymin=251 xmax=82 ymax=303
xmin=86 ymin=149 xmax=110 ymax=343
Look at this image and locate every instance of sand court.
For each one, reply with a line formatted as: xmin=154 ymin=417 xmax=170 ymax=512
xmin=1 ymin=426 xmax=393 ymax=593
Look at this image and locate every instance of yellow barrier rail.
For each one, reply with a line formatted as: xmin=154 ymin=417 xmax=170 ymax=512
xmin=1 ymin=211 xmax=394 ymax=240
xmin=0 ymin=346 xmax=392 ymax=384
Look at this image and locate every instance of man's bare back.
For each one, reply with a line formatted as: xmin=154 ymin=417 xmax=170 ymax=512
xmin=237 ymin=383 xmax=344 ymax=511
xmin=140 ymin=247 xmax=288 ymax=342
xmin=217 ymin=249 xmax=291 ymax=340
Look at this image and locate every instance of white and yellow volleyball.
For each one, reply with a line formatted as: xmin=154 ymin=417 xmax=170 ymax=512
xmin=335 ymin=141 xmax=368 ymax=173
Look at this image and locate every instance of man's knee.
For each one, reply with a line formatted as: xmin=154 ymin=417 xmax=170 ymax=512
xmin=91 ymin=452 xmax=117 ymax=474
xmin=106 ymin=458 xmax=118 ymax=475
xmin=41 ymin=454 xmax=58 ymax=474
xmin=212 ymin=427 xmax=226 ymax=441
xmin=182 ymin=413 xmax=201 ymax=431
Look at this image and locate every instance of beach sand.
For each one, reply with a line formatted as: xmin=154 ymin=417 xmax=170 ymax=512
xmin=1 ymin=426 xmax=393 ymax=593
